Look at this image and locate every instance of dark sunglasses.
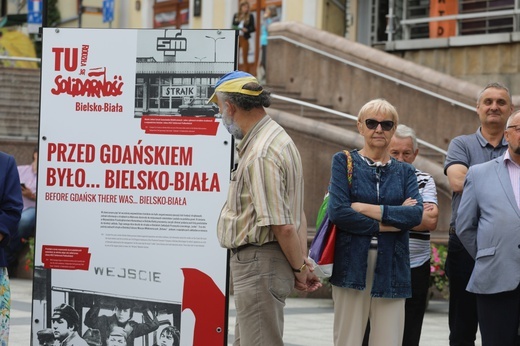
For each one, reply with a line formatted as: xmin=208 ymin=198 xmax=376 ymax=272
xmin=365 ymin=119 xmax=395 ymax=131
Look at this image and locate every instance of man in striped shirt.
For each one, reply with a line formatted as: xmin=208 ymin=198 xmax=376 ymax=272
xmin=388 ymin=124 xmax=439 ymax=346
xmin=210 ymin=71 xmax=321 ymax=346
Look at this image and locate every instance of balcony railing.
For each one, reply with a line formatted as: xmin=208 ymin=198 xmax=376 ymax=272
xmin=384 ymin=0 xmax=520 ymax=50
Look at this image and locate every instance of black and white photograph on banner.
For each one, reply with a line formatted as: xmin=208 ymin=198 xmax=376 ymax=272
xmin=32 ymin=27 xmax=236 ymax=346
xmin=134 ymin=29 xmax=236 ymax=118
xmin=34 ymin=284 xmax=182 ymax=346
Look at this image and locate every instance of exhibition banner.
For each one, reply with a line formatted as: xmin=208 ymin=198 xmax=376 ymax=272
xmin=32 ymin=27 xmax=236 ymax=346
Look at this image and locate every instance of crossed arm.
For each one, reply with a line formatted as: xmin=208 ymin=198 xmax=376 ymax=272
xmin=350 ymin=200 xmax=418 ymax=232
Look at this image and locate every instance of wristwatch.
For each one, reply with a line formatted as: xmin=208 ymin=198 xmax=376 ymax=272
xmin=292 ymin=262 xmax=307 ymax=273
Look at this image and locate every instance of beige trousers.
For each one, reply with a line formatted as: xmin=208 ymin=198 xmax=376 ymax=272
xmin=231 ymin=242 xmax=294 ymax=346
xmin=332 ymin=249 xmax=405 ymax=346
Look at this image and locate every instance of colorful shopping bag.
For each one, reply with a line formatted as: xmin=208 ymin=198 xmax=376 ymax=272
xmin=308 ymin=213 xmax=337 ymax=278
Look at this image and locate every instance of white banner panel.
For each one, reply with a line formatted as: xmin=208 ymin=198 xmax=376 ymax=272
xmin=32 ymin=28 xmax=236 ymax=346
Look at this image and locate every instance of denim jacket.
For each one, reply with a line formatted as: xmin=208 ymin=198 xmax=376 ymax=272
xmin=328 ymin=150 xmax=423 ymax=298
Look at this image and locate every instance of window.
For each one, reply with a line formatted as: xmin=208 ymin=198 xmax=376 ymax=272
xmin=460 ymin=0 xmax=514 ymax=35
xmin=407 ymin=0 xmax=430 ymax=39
xmin=154 ymin=0 xmax=189 ymax=29
xmin=135 ymin=83 xmax=144 ymax=109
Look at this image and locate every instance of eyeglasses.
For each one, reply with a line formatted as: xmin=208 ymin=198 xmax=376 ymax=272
xmin=507 ymin=125 xmax=520 ymax=133
xmin=365 ymin=119 xmax=395 ymax=131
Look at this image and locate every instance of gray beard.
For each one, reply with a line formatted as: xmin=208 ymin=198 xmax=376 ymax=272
xmin=222 ymin=110 xmax=244 ymax=139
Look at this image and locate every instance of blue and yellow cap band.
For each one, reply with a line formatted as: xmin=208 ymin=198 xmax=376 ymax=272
xmin=208 ymin=71 xmax=262 ymax=104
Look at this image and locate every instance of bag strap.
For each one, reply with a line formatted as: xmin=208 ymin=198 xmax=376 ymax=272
xmin=342 ymin=150 xmax=353 ymax=189
xmin=315 ymin=150 xmax=353 ymax=230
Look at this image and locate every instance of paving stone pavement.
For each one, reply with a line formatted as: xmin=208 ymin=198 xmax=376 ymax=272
xmin=226 ymin=295 xmax=481 ymax=346
xmin=10 ymin=278 xmax=481 ymax=345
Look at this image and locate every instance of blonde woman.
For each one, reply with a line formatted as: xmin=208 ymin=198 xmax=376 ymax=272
xmin=232 ymin=1 xmax=256 ymax=74
xmin=327 ymin=99 xmax=423 ymax=345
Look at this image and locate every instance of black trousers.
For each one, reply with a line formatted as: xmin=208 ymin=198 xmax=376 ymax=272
xmin=446 ymin=234 xmax=478 ymax=346
xmin=402 ymin=260 xmax=431 ymax=346
xmin=477 ymin=283 xmax=520 ymax=346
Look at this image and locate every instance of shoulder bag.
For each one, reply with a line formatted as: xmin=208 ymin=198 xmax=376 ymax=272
xmin=308 ymin=150 xmax=352 ymax=278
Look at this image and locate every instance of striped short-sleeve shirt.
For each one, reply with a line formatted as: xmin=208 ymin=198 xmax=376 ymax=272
xmin=409 ymin=168 xmax=438 ymax=268
xmin=217 ymin=115 xmax=304 ymax=249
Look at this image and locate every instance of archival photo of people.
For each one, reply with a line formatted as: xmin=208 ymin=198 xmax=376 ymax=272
xmin=33 ymin=266 xmax=181 ymax=346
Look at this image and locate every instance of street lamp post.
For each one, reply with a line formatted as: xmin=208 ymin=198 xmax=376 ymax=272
xmin=205 ymin=35 xmax=225 ymax=62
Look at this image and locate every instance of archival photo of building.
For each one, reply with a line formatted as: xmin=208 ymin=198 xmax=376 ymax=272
xmin=135 ymin=29 xmax=236 ymax=118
